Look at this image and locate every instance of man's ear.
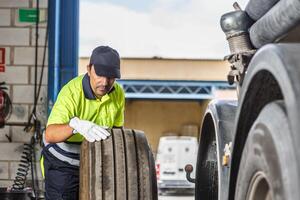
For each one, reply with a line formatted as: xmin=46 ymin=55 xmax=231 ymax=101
xmin=87 ymin=65 xmax=91 ymax=76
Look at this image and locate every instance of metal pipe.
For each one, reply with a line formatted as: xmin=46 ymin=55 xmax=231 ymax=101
xmin=220 ymin=10 xmax=254 ymax=54
xmin=233 ymin=2 xmax=242 ymax=11
xmin=48 ymin=0 xmax=61 ymax=114
xmin=47 ymin=0 xmax=79 ymax=114
xmin=60 ymin=0 xmax=79 ymax=87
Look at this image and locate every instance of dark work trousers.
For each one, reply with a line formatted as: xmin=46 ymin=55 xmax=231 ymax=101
xmin=42 ymin=146 xmax=80 ymax=200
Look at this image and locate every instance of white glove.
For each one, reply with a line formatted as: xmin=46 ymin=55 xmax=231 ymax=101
xmin=69 ymin=117 xmax=110 ymax=142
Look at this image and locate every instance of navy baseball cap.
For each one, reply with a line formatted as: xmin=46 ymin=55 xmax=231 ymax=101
xmin=89 ymin=46 xmax=121 ymax=78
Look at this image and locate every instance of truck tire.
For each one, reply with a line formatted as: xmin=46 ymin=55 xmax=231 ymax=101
xmin=195 ymin=117 xmax=218 ymax=200
xmin=79 ymin=129 xmax=157 ymax=200
xmin=235 ymin=101 xmax=299 ymax=200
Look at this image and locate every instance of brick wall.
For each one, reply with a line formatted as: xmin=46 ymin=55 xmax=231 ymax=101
xmin=0 ymin=0 xmax=48 ymax=190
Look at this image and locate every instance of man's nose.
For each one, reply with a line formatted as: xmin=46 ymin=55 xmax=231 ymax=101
xmin=101 ymin=77 xmax=109 ymax=85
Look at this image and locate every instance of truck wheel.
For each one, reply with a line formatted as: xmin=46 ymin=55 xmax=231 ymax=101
xmin=235 ymin=101 xmax=299 ymax=200
xmin=79 ymin=129 xmax=158 ymax=200
xmin=195 ymin=117 xmax=218 ymax=200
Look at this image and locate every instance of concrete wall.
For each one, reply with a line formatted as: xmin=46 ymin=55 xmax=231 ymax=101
xmin=0 ymin=0 xmax=47 ymax=189
xmin=79 ymin=57 xmax=230 ymax=81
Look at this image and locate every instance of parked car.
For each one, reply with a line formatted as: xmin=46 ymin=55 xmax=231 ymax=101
xmin=155 ymin=136 xmax=198 ymax=194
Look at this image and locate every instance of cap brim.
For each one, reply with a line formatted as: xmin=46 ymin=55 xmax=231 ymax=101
xmin=94 ymin=64 xmax=120 ymax=78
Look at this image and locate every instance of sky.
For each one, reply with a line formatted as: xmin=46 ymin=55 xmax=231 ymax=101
xmin=79 ymin=0 xmax=248 ymax=59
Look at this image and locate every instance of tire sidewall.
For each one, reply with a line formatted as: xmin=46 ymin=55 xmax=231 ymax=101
xmin=235 ymin=102 xmax=299 ymax=200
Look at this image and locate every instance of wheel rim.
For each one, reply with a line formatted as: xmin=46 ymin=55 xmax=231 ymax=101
xmin=247 ymin=171 xmax=272 ymax=200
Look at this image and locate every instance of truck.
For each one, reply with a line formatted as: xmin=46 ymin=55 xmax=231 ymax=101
xmin=184 ymin=0 xmax=300 ymax=199
xmin=156 ymin=136 xmax=197 ymax=194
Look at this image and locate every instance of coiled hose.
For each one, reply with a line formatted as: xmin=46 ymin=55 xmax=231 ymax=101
xmin=11 ymin=143 xmax=34 ymax=190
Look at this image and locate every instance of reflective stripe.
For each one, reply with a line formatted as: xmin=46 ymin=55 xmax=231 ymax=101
xmin=48 ymin=147 xmax=80 ymax=166
xmin=42 ymin=131 xmax=49 ymax=146
xmin=56 ymin=142 xmax=80 ymax=154
xmin=43 ymin=131 xmax=80 ymax=154
xmin=40 ymin=156 xmax=45 ymax=179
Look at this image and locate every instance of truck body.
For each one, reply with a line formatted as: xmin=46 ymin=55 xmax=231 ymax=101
xmin=193 ymin=0 xmax=300 ymax=199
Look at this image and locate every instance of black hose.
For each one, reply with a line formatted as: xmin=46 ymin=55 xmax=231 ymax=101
xmin=11 ymin=144 xmax=33 ymax=191
xmin=25 ymin=0 xmax=48 ymax=135
xmin=249 ymin=0 xmax=300 ymax=48
xmin=245 ymin=0 xmax=280 ymax=21
xmin=30 ymin=0 xmax=40 ymax=197
xmin=33 ymin=0 xmax=39 ymax=119
xmin=35 ymin=20 xmax=48 ymax=113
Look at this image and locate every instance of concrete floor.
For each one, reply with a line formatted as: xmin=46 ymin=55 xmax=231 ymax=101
xmin=157 ymin=187 xmax=194 ymax=200
xmin=158 ymin=195 xmax=194 ymax=200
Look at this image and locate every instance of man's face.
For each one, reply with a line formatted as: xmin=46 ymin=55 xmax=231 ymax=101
xmin=87 ymin=65 xmax=116 ymax=98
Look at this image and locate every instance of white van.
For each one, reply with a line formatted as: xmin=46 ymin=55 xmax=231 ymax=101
xmin=155 ymin=136 xmax=198 ymax=193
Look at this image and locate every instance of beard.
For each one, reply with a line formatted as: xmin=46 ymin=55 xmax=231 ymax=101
xmin=95 ymin=84 xmax=112 ymax=96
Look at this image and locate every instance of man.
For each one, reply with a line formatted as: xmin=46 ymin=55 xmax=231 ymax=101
xmin=41 ymin=46 xmax=125 ymax=200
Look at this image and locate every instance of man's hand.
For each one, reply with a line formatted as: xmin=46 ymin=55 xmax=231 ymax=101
xmin=69 ymin=117 xmax=110 ymax=142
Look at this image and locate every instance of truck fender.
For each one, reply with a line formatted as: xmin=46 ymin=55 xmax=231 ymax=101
xmin=195 ymin=99 xmax=237 ymax=200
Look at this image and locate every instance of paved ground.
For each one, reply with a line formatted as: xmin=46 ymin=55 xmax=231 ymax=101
xmin=158 ymin=195 xmax=194 ymax=200
xmin=157 ymin=187 xmax=194 ymax=199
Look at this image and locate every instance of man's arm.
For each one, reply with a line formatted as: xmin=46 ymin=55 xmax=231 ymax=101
xmin=45 ymin=124 xmax=74 ymax=143
xmin=46 ymin=118 xmax=111 ymax=143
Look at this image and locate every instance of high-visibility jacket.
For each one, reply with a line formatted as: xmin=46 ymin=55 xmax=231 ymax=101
xmin=47 ymin=73 xmax=125 ymax=141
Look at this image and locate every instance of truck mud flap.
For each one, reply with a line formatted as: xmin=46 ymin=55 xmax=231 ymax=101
xmin=79 ymin=129 xmax=158 ymax=200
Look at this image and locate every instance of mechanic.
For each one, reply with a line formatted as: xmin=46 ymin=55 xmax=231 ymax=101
xmin=41 ymin=46 xmax=125 ymax=200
